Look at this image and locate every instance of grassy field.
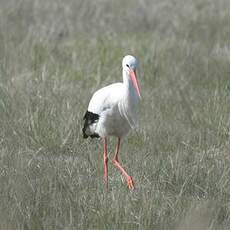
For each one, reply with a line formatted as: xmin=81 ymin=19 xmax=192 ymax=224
xmin=0 ymin=0 xmax=230 ymax=229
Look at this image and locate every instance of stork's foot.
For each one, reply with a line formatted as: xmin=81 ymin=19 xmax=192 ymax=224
xmin=127 ymin=176 xmax=135 ymax=190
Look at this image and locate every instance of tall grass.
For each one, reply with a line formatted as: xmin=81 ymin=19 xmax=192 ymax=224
xmin=0 ymin=0 xmax=229 ymax=229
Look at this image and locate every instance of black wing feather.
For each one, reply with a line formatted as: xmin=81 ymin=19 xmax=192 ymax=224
xmin=82 ymin=111 xmax=100 ymax=138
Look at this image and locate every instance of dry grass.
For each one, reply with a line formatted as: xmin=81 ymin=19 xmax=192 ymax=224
xmin=0 ymin=0 xmax=230 ymax=229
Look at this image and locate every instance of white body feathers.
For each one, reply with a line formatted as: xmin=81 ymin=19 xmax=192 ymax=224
xmin=87 ymin=80 xmax=139 ymax=138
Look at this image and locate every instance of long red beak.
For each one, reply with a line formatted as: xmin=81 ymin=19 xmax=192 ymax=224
xmin=129 ymin=69 xmax=141 ymax=98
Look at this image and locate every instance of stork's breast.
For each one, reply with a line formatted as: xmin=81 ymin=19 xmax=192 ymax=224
xmin=96 ymin=106 xmax=131 ymax=137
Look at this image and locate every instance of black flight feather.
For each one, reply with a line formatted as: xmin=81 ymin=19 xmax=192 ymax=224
xmin=82 ymin=111 xmax=100 ymax=138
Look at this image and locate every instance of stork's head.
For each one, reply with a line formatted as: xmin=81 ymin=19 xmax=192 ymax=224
xmin=122 ymin=55 xmax=141 ymax=98
xmin=122 ymin=55 xmax=138 ymax=71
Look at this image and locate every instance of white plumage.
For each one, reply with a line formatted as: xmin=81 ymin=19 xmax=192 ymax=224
xmin=82 ymin=55 xmax=141 ymax=189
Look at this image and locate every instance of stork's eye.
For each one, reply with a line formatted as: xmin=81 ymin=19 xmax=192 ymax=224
xmin=126 ymin=64 xmax=129 ymax=67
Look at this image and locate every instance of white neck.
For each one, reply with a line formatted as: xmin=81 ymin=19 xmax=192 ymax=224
xmin=121 ymin=69 xmax=139 ymax=129
xmin=123 ymin=69 xmax=132 ymax=88
xmin=122 ymin=69 xmax=139 ymax=96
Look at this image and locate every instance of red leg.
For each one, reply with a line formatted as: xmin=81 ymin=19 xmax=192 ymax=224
xmin=103 ymin=138 xmax=108 ymax=189
xmin=112 ymin=138 xmax=135 ymax=190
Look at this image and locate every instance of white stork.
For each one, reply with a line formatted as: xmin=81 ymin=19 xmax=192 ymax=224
xmin=82 ymin=55 xmax=141 ymax=190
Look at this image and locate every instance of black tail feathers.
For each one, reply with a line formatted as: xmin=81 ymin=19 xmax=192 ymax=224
xmin=82 ymin=111 xmax=100 ymax=139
